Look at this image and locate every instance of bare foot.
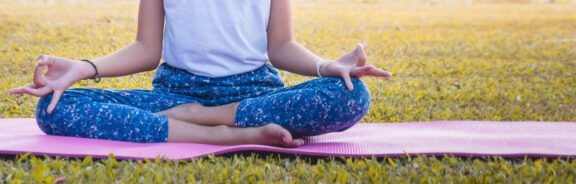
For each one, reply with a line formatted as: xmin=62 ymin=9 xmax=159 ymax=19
xmin=168 ymin=118 xmax=304 ymax=147
xmin=252 ymin=123 xmax=305 ymax=147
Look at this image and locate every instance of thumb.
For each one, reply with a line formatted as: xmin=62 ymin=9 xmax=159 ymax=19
xmin=350 ymin=65 xmax=374 ymax=78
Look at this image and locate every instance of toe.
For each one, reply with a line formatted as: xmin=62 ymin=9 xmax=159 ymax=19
xmin=292 ymin=138 xmax=305 ymax=147
xmin=285 ymin=139 xmax=305 ymax=148
xmin=262 ymin=123 xmax=296 ymax=147
xmin=280 ymin=133 xmax=292 ymax=145
xmin=276 ymin=127 xmax=293 ymax=145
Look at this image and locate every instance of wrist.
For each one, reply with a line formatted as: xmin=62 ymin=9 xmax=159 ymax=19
xmin=77 ymin=60 xmax=97 ymax=80
xmin=317 ymin=60 xmax=330 ymax=77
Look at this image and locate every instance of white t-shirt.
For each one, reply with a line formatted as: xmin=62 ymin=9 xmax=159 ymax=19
xmin=162 ymin=0 xmax=271 ymax=77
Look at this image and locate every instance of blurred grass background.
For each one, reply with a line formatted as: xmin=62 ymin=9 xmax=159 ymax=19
xmin=0 ymin=0 xmax=575 ymax=183
xmin=1 ymin=0 xmax=574 ymax=121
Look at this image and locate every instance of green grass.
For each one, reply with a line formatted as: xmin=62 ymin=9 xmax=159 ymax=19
xmin=1 ymin=0 xmax=575 ymax=183
xmin=2 ymin=153 xmax=575 ymax=183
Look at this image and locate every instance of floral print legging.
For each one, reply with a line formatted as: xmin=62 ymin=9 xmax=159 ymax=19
xmin=35 ymin=62 xmax=371 ymax=143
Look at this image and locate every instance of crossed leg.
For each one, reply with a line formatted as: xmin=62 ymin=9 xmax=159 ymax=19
xmin=35 ymin=77 xmax=368 ymax=147
xmin=35 ymin=88 xmax=304 ymax=147
xmin=158 ymin=103 xmax=304 ymax=146
xmin=158 ymin=77 xmax=372 ymax=138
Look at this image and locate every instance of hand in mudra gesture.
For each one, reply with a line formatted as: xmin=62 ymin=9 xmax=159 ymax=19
xmin=320 ymin=42 xmax=392 ymax=91
xmin=10 ymin=55 xmax=92 ymax=114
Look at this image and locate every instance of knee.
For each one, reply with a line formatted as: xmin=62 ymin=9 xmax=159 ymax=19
xmin=320 ymin=77 xmax=370 ymax=97
xmin=303 ymin=77 xmax=371 ymax=135
xmin=35 ymin=94 xmax=57 ymax=135
xmin=347 ymin=78 xmax=371 ymax=106
xmin=35 ymin=93 xmax=75 ymax=136
xmin=322 ymin=77 xmax=371 ymax=112
xmin=329 ymin=78 xmax=370 ymax=128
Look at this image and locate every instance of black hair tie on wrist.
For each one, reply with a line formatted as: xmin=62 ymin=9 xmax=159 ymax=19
xmin=80 ymin=59 xmax=101 ymax=83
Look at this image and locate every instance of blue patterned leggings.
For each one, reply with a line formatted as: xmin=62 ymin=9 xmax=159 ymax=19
xmin=35 ymin=63 xmax=371 ymax=143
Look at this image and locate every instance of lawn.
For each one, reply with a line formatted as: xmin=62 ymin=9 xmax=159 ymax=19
xmin=1 ymin=0 xmax=575 ymax=183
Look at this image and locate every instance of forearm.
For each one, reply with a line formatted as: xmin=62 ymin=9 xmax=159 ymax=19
xmin=79 ymin=41 xmax=162 ymax=80
xmin=268 ymin=40 xmax=325 ymax=77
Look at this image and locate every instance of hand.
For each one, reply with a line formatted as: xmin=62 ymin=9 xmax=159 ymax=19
xmin=320 ymin=42 xmax=392 ymax=91
xmin=9 ymin=55 xmax=94 ymax=114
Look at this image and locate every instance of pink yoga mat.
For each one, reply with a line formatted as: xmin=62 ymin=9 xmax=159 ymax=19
xmin=1 ymin=119 xmax=575 ymax=160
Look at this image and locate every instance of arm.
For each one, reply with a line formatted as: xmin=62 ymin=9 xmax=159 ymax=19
xmin=266 ymin=0 xmax=320 ymax=77
xmin=267 ymin=0 xmax=392 ymax=90
xmin=10 ymin=0 xmax=165 ymax=113
xmin=83 ymin=0 xmax=165 ymax=78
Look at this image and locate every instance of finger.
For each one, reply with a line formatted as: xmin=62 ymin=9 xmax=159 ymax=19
xmin=359 ymin=41 xmax=368 ymax=49
xmin=356 ymin=43 xmax=367 ymax=66
xmin=350 ymin=65 xmax=375 ymax=78
xmin=32 ymin=66 xmax=46 ymax=86
xmin=37 ymin=55 xmax=56 ymax=67
xmin=26 ymin=82 xmax=39 ymax=88
xmin=341 ymin=73 xmax=354 ymax=91
xmin=9 ymin=83 xmax=39 ymax=94
xmin=47 ymin=90 xmax=64 ymax=114
xmin=33 ymin=55 xmax=55 ymax=86
xmin=9 ymin=87 xmax=26 ymax=94
xmin=367 ymin=68 xmax=393 ymax=78
xmin=33 ymin=65 xmax=47 ymax=87
xmin=20 ymin=86 xmax=53 ymax=97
